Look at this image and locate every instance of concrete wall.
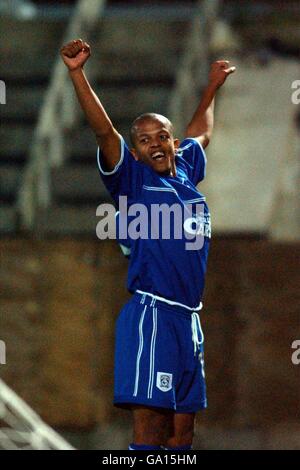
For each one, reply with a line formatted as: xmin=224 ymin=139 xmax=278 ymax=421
xmin=201 ymin=56 xmax=300 ymax=236
xmin=0 ymin=238 xmax=299 ymax=449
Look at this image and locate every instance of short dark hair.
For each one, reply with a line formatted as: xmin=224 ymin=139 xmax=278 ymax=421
xmin=130 ymin=113 xmax=173 ymax=146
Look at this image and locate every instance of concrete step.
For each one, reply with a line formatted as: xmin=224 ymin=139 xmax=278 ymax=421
xmin=201 ymin=56 xmax=299 ymax=234
xmin=0 ymin=205 xmax=17 ymax=234
xmin=96 ymin=16 xmax=188 ymax=54
xmin=2 ymin=85 xmax=44 ymax=121
xmin=16 ymin=1 xmax=197 ymax=22
xmin=0 ymin=18 xmax=65 ymax=80
xmin=62 ymin=81 xmax=172 ymax=161
xmin=93 ymin=16 xmax=188 ymax=81
xmin=0 ymin=82 xmax=169 ymax=158
xmin=0 ymin=120 xmax=132 ymax=165
xmin=52 ymin=165 xmax=111 ymax=204
xmin=0 ymin=14 xmax=188 ymax=80
xmin=70 ymin=122 xmax=131 ymax=161
xmin=0 ymin=7 xmax=191 ymax=236
xmin=236 ymin=21 xmax=300 ymax=47
xmin=95 ymin=84 xmax=171 ymax=121
xmin=0 ymin=125 xmax=33 ymax=159
xmin=2 ymin=81 xmax=170 ymax=123
xmin=215 ymin=59 xmax=296 ymax=127
xmin=0 ymin=166 xmax=22 ymax=202
xmin=35 ymin=206 xmax=100 ymax=236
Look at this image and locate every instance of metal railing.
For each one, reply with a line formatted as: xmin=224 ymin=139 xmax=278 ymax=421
xmin=0 ymin=379 xmax=75 ymax=450
xmin=168 ymin=0 xmax=221 ymax=138
xmin=17 ymin=0 xmax=106 ymax=230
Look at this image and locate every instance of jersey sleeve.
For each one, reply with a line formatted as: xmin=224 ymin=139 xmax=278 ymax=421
xmin=97 ymin=136 xmax=144 ymax=202
xmin=175 ymin=138 xmax=207 ymax=186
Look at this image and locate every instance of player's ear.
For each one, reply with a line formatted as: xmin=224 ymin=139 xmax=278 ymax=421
xmin=130 ymin=148 xmax=139 ymax=161
xmin=173 ymin=138 xmax=180 ymax=150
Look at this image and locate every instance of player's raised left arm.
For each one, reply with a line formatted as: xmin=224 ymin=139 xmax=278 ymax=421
xmin=185 ymin=60 xmax=236 ymax=148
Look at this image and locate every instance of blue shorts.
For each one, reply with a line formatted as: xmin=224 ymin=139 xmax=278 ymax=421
xmin=114 ymin=292 xmax=207 ymax=413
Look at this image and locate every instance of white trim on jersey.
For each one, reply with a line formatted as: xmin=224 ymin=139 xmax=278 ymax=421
xmin=119 ymin=244 xmax=131 ymax=257
xmin=142 ymin=185 xmax=178 ymax=196
xmin=176 ymin=138 xmax=207 ymax=173
xmin=97 ymin=136 xmax=125 ymax=175
xmin=176 ymin=142 xmax=194 ymax=156
xmin=186 ymin=137 xmax=207 ymax=165
xmin=183 ymin=197 xmax=206 ymax=203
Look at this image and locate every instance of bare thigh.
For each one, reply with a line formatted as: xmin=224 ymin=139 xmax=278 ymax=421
xmin=132 ymin=406 xmax=195 ymax=447
xmin=165 ymin=412 xmax=195 ymax=448
xmin=132 ymin=406 xmax=172 ymax=446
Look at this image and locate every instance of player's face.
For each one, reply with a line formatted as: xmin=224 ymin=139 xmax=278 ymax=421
xmin=131 ymin=119 xmax=179 ymax=175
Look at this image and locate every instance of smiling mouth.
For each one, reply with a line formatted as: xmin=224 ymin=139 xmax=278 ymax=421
xmin=151 ymin=151 xmax=165 ymax=162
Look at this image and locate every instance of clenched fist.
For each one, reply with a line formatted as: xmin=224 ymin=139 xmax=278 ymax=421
xmin=60 ymin=39 xmax=91 ymax=71
xmin=209 ymin=60 xmax=236 ymax=88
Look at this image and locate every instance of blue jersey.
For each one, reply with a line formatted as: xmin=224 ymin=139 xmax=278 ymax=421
xmin=97 ymin=137 xmax=211 ymax=308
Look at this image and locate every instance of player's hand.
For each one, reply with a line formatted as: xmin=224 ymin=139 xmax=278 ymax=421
xmin=208 ymin=60 xmax=236 ymax=89
xmin=60 ymin=39 xmax=91 ymax=71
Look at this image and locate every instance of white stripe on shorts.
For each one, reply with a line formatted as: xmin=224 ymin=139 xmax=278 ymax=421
xmin=147 ymin=307 xmax=158 ymax=399
xmin=133 ymin=305 xmax=147 ymax=397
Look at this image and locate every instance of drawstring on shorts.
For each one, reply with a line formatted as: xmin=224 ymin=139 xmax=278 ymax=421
xmin=136 ymin=290 xmax=204 ymax=356
xmin=191 ymin=312 xmax=204 ymax=356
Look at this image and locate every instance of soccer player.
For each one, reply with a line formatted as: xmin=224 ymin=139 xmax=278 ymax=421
xmin=61 ymin=39 xmax=235 ymax=450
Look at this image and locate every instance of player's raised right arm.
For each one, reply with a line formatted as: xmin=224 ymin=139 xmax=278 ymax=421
xmin=60 ymin=39 xmax=120 ymax=171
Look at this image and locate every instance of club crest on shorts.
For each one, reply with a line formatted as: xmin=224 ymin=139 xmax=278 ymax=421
xmin=156 ymin=372 xmax=172 ymax=392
